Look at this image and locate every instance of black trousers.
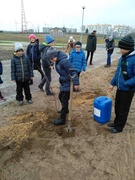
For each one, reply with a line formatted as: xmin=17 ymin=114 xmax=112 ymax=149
xmin=86 ymin=51 xmax=94 ymax=64
xmin=16 ymin=81 xmax=32 ymax=101
xmin=36 ymin=65 xmax=44 ymax=79
xmin=114 ymin=89 xmax=134 ymax=131
xmin=59 ymin=91 xmax=70 ymax=121
xmin=77 ymin=72 xmax=80 ymax=78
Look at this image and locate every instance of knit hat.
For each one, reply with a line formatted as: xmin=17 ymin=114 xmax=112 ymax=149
xmin=15 ymin=43 xmax=24 ymax=52
xmin=29 ymin=34 xmax=37 ymax=40
xmin=75 ymin=41 xmax=82 ymax=47
xmin=69 ymin=36 xmax=73 ymax=40
xmin=45 ymin=34 xmax=54 ymax=44
xmin=118 ymin=35 xmax=134 ymax=50
xmin=46 ymin=47 xmax=58 ymax=59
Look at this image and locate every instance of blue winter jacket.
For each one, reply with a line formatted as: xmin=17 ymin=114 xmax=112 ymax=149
xmin=11 ymin=53 xmax=33 ymax=82
xmin=55 ymin=51 xmax=79 ymax=92
xmin=111 ymin=50 xmax=135 ymax=91
xmin=69 ymin=49 xmax=86 ymax=73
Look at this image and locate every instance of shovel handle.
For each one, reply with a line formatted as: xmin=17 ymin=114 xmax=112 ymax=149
xmin=68 ymin=68 xmax=77 ymax=79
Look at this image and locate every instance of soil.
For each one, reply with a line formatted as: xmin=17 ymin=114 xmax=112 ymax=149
xmin=0 ymin=60 xmax=135 ymax=180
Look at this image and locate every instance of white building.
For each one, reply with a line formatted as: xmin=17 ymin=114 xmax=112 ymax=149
xmin=113 ymin=25 xmax=134 ymax=37
xmin=87 ymin=24 xmax=112 ymax=35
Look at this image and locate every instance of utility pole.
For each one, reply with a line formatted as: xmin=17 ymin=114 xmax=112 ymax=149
xmin=80 ymin=6 xmax=85 ymax=43
xmin=21 ymin=0 xmax=27 ymax=33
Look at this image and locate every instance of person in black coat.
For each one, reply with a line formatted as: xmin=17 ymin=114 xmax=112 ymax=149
xmin=26 ymin=34 xmax=44 ymax=85
xmin=104 ymin=36 xmax=115 ymax=67
xmin=86 ymin=30 xmax=97 ymax=65
xmin=11 ymin=43 xmax=33 ymax=105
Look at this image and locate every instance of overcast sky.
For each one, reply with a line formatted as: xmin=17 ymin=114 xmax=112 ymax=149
xmin=0 ymin=0 xmax=135 ymax=32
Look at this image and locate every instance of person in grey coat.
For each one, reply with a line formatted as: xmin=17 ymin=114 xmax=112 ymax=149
xmin=38 ymin=34 xmax=55 ymax=95
xmin=86 ymin=30 xmax=97 ymax=65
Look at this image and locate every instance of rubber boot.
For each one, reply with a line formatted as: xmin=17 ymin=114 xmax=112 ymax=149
xmin=52 ymin=118 xmax=65 ymax=125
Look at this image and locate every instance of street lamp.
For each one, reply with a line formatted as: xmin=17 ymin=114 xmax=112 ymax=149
xmin=80 ymin=6 xmax=85 ymax=43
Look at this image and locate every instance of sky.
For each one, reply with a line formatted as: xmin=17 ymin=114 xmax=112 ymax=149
xmin=0 ymin=0 xmax=135 ymax=32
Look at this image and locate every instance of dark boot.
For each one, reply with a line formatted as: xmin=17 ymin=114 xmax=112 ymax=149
xmin=38 ymin=84 xmax=44 ymax=91
xmin=89 ymin=61 xmax=93 ymax=65
xmin=109 ymin=128 xmax=122 ymax=133
xmin=108 ymin=122 xmax=115 ymax=127
xmin=46 ymin=91 xmax=55 ymax=96
xmin=52 ymin=118 xmax=65 ymax=125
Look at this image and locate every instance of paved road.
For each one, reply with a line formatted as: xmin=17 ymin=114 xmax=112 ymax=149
xmin=0 ymin=45 xmax=121 ymax=105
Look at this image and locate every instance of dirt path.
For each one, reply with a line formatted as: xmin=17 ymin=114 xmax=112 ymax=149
xmin=0 ymin=61 xmax=135 ymax=180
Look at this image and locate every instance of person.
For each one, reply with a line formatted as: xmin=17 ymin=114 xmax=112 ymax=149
xmin=104 ymin=36 xmax=115 ymax=67
xmin=105 ymin=35 xmax=109 ymax=46
xmin=11 ymin=43 xmax=33 ymax=106
xmin=26 ymin=34 xmax=44 ymax=85
xmin=69 ymin=41 xmax=86 ymax=80
xmin=38 ymin=34 xmax=55 ymax=95
xmin=0 ymin=61 xmax=6 ymax=101
xmin=65 ymin=36 xmax=75 ymax=55
xmin=108 ymin=35 xmax=135 ymax=133
xmin=46 ymin=47 xmax=79 ymax=125
xmin=86 ymin=30 xmax=97 ymax=65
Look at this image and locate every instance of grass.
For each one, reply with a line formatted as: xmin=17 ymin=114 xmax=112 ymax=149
xmin=0 ymin=32 xmax=119 ymax=60
xmin=0 ymin=32 xmax=105 ymax=44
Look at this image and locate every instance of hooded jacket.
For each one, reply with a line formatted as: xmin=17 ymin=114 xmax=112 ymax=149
xmin=55 ymin=51 xmax=79 ymax=92
xmin=11 ymin=52 xmax=33 ymax=82
xmin=111 ymin=50 xmax=135 ymax=91
xmin=86 ymin=33 xmax=97 ymax=52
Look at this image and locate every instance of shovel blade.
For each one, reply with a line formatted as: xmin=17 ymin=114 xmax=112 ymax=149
xmin=62 ymin=127 xmax=75 ymax=138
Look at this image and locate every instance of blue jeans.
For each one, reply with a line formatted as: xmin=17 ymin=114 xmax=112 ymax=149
xmin=107 ymin=52 xmax=112 ymax=65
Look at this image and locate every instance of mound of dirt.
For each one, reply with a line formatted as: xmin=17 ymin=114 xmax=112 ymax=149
xmin=0 ymin=61 xmax=135 ymax=180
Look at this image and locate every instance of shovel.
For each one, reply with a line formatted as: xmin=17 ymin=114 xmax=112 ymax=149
xmin=62 ymin=68 xmax=77 ymax=138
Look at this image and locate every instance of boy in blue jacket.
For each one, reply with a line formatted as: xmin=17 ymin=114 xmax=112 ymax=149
xmin=108 ymin=36 xmax=135 ymax=133
xmin=46 ymin=47 xmax=79 ymax=125
xmin=69 ymin=41 xmax=86 ymax=79
xmin=11 ymin=43 xmax=34 ymax=106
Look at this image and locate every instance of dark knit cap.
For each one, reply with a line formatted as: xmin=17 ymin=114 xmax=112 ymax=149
xmin=118 ymin=35 xmax=134 ymax=50
xmin=75 ymin=41 xmax=82 ymax=47
xmin=46 ymin=47 xmax=58 ymax=59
